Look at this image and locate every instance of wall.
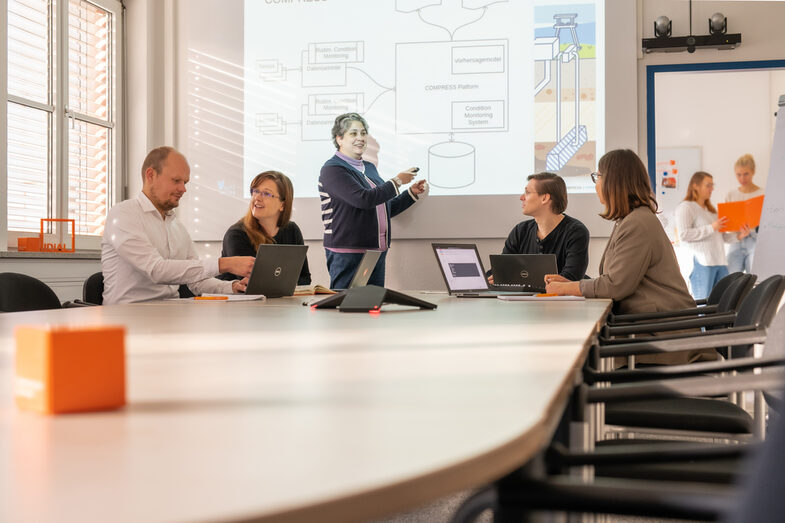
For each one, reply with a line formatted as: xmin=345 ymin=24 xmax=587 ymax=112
xmin=655 ymin=69 xmax=784 ymax=203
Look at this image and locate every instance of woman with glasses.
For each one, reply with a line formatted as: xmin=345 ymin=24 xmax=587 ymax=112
xmin=675 ymin=171 xmax=729 ymax=300
xmin=319 ymin=112 xmax=426 ymax=289
xmin=545 ymin=150 xmax=708 ymax=365
xmin=219 ymin=170 xmax=311 ymax=285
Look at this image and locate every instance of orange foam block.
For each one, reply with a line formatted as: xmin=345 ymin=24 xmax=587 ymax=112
xmin=15 ymin=325 xmax=126 ymax=414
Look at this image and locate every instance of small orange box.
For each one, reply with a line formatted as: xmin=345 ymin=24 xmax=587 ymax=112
xmin=15 ymin=325 xmax=126 ymax=414
xmin=17 ymin=237 xmax=42 ymax=251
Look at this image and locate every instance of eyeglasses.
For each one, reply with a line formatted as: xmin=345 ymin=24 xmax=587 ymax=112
xmin=250 ymin=188 xmax=280 ymax=200
xmin=590 ymin=172 xmax=603 ymax=184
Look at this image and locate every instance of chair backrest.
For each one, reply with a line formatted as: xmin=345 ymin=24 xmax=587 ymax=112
xmin=725 ymin=275 xmax=785 ymax=358
xmin=82 ymin=272 xmax=104 ymax=305
xmin=706 ymin=271 xmax=745 ymax=306
xmin=0 ymin=272 xmax=62 ymax=312
xmin=715 ymin=273 xmax=757 ymax=314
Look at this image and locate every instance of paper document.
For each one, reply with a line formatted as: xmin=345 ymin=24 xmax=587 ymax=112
xmin=199 ymin=293 xmax=266 ymax=301
xmin=497 ymin=295 xmax=585 ymax=301
xmin=717 ymin=195 xmax=764 ymax=232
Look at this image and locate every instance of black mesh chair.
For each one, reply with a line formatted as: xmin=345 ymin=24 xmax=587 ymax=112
xmin=82 ymin=272 xmax=104 ymax=305
xmin=0 ymin=272 xmax=62 ymax=312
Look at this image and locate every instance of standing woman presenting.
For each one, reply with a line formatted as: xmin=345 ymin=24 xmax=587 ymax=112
xmin=675 ymin=171 xmax=728 ymax=300
xmin=319 ymin=113 xmax=426 ymax=289
xmin=725 ymin=154 xmax=763 ymax=273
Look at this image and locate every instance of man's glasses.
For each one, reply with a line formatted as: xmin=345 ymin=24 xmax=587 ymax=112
xmin=590 ymin=171 xmax=602 ymax=184
xmin=250 ymin=188 xmax=280 ymax=200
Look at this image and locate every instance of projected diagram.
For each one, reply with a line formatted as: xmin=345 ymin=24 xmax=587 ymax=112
xmin=252 ymin=0 xmax=510 ymax=189
xmin=533 ymin=5 xmax=597 ymax=176
xmin=246 ymin=0 xmax=598 ymax=195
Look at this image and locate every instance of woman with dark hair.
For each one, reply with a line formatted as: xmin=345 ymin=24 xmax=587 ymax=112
xmin=675 ymin=171 xmax=728 ymax=300
xmin=544 ymin=150 xmax=709 ymax=364
xmin=220 ymin=170 xmax=311 ymax=285
xmin=319 ymin=112 xmax=426 ymax=289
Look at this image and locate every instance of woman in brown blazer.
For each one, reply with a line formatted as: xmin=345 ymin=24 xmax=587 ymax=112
xmin=544 ymin=149 xmax=711 ymax=365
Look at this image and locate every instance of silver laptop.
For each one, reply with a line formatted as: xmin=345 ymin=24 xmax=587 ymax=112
xmin=431 ymin=243 xmax=536 ymax=298
xmin=489 ymin=254 xmax=558 ymax=293
xmin=245 ymin=244 xmax=308 ymax=298
xmin=348 ymin=250 xmax=382 ymax=289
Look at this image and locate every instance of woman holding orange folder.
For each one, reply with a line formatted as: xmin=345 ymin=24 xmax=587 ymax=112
xmin=724 ymin=154 xmax=762 ymax=273
xmin=675 ymin=171 xmax=728 ymax=300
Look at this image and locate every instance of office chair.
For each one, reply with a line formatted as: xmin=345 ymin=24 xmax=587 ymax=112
xmin=600 ymin=273 xmax=756 ymax=341
xmin=0 ymin=272 xmax=62 ymax=312
xmin=82 ymin=272 xmax=104 ymax=305
xmin=607 ymin=272 xmax=757 ymax=326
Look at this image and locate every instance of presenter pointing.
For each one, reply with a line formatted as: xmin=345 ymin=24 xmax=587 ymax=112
xmin=319 ymin=112 xmax=427 ymax=289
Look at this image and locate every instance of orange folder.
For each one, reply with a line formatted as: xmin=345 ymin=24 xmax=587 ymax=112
xmin=717 ymin=195 xmax=765 ymax=232
xmin=15 ymin=325 xmax=126 ymax=414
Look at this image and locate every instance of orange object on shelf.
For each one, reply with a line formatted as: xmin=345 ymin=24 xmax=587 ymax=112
xmin=717 ymin=195 xmax=765 ymax=232
xmin=40 ymin=218 xmax=76 ymax=252
xmin=15 ymin=325 xmax=126 ymax=414
xmin=17 ymin=237 xmax=42 ymax=251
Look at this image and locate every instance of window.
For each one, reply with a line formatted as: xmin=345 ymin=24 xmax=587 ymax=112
xmin=5 ymin=0 xmax=123 ymax=249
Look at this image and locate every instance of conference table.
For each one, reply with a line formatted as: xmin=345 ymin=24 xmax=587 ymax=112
xmin=0 ymin=293 xmax=611 ymax=523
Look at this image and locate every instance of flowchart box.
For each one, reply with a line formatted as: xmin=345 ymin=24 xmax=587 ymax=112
xmin=301 ymin=51 xmax=346 ymax=88
xmin=301 ymin=105 xmax=335 ymax=141
xmin=452 ymin=100 xmax=505 ymax=130
xmin=396 ymin=39 xmax=508 ymax=134
xmin=309 ymin=41 xmax=364 ymax=63
xmin=308 ymin=93 xmax=364 ymax=115
xmin=451 ymin=45 xmax=505 ymax=74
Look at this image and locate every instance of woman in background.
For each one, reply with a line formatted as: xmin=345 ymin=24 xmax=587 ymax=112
xmin=675 ymin=171 xmax=728 ymax=300
xmin=544 ymin=149 xmax=710 ymax=365
xmin=725 ymin=154 xmax=763 ymax=273
xmin=220 ymin=170 xmax=311 ymax=285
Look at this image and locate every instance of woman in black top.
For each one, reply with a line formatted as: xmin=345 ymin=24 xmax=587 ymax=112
xmin=219 ymin=171 xmax=311 ymax=285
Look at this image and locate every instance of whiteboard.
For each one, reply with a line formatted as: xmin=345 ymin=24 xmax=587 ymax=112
xmin=752 ymin=99 xmax=785 ymax=280
xmin=654 ymin=146 xmax=701 ymax=241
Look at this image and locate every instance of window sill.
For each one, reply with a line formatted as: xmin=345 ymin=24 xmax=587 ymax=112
xmin=0 ymin=250 xmax=101 ymax=260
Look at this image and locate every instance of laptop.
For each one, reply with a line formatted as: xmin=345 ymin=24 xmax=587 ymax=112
xmin=348 ymin=250 xmax=382 ymax=289
xmin=489 ymin=254 xmax=558 ymax=293
xmin=245 ymin=244 xmax=309 ymax=298
xmin=431 ymin=243 xmax=536 ymax=298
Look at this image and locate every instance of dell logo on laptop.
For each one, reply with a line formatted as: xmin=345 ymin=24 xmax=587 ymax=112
xmin=520 ymin=270 xmax=529 ymax=279
xmin=274 ymin=267 xmax=282 ymax=277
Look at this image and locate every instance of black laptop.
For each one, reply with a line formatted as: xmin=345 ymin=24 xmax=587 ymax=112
xmin=431 ymin=243 xmax=536 ymax=298
xmin=489 ymin=254 xmax=558 ymax=293
xmin=245 ymin=244 xmax=308 ymax=298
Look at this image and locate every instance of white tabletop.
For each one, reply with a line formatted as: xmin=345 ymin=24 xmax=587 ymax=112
xmin=0 ymin=294 xmax=610 ymax=523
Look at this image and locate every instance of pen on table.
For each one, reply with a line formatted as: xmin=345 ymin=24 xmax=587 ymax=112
xmin=536 ymin=293 xmax=559 ymax=297
xmin=194 ymin=296 xmax=228 ymax=300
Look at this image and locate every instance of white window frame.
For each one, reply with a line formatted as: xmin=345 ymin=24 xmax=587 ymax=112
xmin=2 ymin=0 xmax=124 ymax=252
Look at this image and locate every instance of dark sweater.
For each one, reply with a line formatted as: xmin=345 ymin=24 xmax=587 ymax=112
xmin=498 ymin=214 xmax=590 ymax=281
xmin=319 ymin=155 xmax=416 ymax=249
xmin=219 ymin=220 xmax=311 ymax=285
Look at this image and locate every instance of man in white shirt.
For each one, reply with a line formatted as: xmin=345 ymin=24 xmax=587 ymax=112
xmin=101 ymin=147 xmax=255 ymax=304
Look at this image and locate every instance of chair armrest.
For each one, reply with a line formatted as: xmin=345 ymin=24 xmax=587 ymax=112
xmin=608 ymin=305 xmax=719 ymax=324
xmin=694 ymin=298 xmax=708 ymax=305
xmin=595 ymin=326 xmax=765 ymax=358
xmin=585 ymin=369 xmax=785 ymax=404
xmin=547 ymin=441 xmax=757 ymax=467
xmin=585 ymin=355 xmax=785 ymax=385
xmin=603 ymin=312 xmax=736 ymax=337
xmin=62 ymin=300 xmax=97 ymax=308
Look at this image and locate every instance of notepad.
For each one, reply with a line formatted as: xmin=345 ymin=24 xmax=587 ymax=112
xmin=717 ymin=195 xmax=765 ymax=232
xmin=497 ymin=295 xmax=585 ymax=301
xmin=198 ymin=293 xmax=266 ymax=301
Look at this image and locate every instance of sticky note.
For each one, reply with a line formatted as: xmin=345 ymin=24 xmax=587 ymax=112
xmin=15 ymin=325 xmax=126 ymax=414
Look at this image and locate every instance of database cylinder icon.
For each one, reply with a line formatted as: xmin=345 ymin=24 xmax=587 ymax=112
xmin=427 ymin=141 xmax=476 ymax=189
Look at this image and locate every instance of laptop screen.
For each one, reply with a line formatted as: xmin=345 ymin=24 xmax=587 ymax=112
xmin=432 ymin=244 xmax=489 ymax=292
